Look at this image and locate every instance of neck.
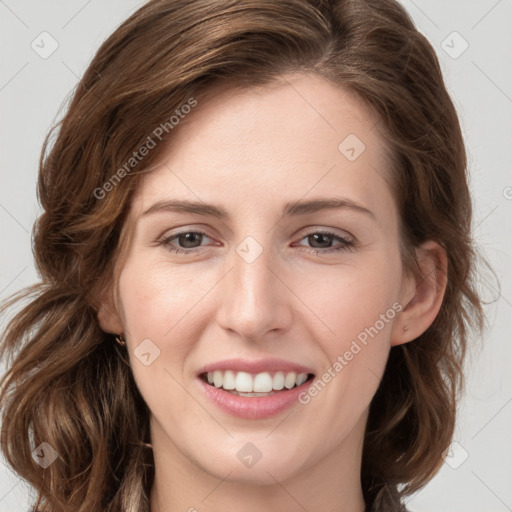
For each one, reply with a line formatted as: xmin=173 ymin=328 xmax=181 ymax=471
xmin=149 ymin=415 xmax=368 ymax=512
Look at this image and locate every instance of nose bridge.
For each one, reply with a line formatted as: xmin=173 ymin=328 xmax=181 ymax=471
xmin=217 ymin=237 xmax=291 ymax=339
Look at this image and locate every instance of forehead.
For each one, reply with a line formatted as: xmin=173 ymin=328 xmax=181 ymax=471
xmin=129 ymin=73 xmax=396 ymax=227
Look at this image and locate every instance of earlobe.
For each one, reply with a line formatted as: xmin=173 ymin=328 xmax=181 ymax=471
xmin=96 ymin=288 xmax=124 ymax=335
xmin=391 ymin=241 xmax=448 ymax=347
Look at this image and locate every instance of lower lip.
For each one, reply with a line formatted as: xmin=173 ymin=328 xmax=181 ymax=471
xmin=197 ymin=376 xmax=313 ymax=420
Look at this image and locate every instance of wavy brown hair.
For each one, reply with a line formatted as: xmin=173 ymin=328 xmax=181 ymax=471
xmin=0 ymin=0 xmax=485 ymax=510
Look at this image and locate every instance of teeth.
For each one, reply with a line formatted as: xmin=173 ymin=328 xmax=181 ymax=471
xmin=273 ymin=371 xmax=285 ymax=390
xmin=213 ymin=370 xmax=223 ymax=388
xmin=235 ymin=371 xmax=253 ymax=392
xmin=223 ymin=370 xmax=236 ymax=390
xmin=205 ymin=370 xmax=310 ymax=393
xmin=253 ymin=372 xmax=273 ymax=392
xmin=296 ymin=373 xmax=308 ymax=386
xmin=284 ymin=372 xmax=297 ymax=389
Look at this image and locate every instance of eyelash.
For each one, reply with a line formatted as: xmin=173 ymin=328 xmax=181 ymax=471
xmin=157 ymin=229 xmax=354 ymax=255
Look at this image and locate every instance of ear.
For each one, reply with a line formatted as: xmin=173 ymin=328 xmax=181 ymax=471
xmin=391 ymin=240 xmax=448 ymax=346
xmin=95 ymin=285 xmax=124 ymax=335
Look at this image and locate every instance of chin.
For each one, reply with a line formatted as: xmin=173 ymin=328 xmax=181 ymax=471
xmin=193 ymin=445 xmax=305 ymax=485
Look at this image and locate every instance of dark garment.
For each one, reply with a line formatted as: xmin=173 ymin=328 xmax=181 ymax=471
xmin=364 ymin=483 xmax=410 ymax=512
xmin=367 ymin=498 xmax=409 ymax=511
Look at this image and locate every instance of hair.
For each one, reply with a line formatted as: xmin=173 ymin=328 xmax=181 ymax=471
xmin=0 ymin=0 xmax=486 ymax=511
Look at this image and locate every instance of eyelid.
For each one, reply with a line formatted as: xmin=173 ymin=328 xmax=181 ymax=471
xmin=157 ymin=227 xmax=213 ymax=245
xmin=157 ymin=225 xmax=354 ymax=244
xmin=157 ymin=225 xmax=357 ymax=258
xmin=157 ymin=225 xmax=213 ymax=241
xmin=295 ymin=226 xmax=355 ymax=243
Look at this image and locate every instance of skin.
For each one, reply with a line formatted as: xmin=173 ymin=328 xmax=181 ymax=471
xmin=98 ymin=72 xmax=447 ymax=512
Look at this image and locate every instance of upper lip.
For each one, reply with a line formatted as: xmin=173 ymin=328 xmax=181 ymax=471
xmin=197 ymin=358 xmax=315 ymax=376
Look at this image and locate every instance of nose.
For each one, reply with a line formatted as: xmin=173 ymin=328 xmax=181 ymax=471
xmin=216 ymin=242 xmax=293 ymax=342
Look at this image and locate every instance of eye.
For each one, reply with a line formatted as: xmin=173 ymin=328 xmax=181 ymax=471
xmin=158 ymin=230 xmax=213 ymax=254
xmin=294 ymin=231 xmax=354 ymax=254
xmin=157 ymin=229 xmax=355 ymax=255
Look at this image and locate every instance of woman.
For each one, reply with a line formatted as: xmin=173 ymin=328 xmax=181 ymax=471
xmin=0 ymin=0 xmax=485 ymax=510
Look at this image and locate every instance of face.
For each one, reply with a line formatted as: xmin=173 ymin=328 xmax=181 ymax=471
xmin=103 ymin=73 xmax=415 ymax=485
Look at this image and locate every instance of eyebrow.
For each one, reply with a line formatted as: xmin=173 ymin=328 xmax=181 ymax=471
xmin=142 ymin=197 xmax=375 ymax=220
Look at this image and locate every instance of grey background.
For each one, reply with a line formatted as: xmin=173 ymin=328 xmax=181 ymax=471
xmin=0 ymin=1 xmax=511 ymax=511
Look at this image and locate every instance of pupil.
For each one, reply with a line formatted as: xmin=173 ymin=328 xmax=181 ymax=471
xmin=309 ymin=233 xmax=331 ymax=248
xmin=179 ymin=233 xmax=202 ymax=248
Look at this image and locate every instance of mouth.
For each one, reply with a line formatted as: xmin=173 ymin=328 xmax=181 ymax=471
xmin=199 ymin=370 xmax=316 ymax=397
xmin=196 ymin=358 xmax=317 ymax=419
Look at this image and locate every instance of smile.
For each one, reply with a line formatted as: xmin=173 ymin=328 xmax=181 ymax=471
xmin=196 ymin=358 xmax=316 ymax=419
xmin=200 ymin=370 xmax=312 ymax=395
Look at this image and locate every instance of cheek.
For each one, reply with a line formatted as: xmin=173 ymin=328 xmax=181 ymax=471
xmin=116 ymin=260 xmax=200 ymax=396
xmin=301 ymin=254 xmax=402 ymax=343
xmin=118 ymin=258 xmax=205 ymax=340
xmin=116 ymin=260 xmax=204 ymax=417
xmin=298 ymin=251 xmax=402 ymax=408
xmin=118 ymin=242 xmax=403 ymax=353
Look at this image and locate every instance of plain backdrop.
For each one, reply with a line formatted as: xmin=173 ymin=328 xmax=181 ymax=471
xmin=0 ymin=1 xmax=511 ymax=511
